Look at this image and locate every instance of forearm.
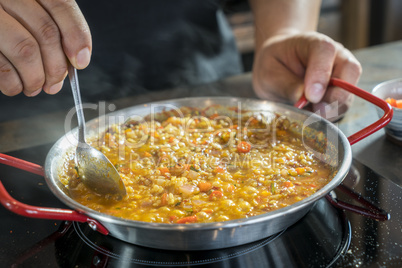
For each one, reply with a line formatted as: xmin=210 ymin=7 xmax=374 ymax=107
xmin=249 ymin=0 xmax=321 ymax=51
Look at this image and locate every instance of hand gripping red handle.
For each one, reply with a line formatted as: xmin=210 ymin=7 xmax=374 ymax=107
xmin=295 ymin=78 xmax=392 ymax=220
xmin=294 ymin=78 xmax=393 ymax=145
xmin=0 ymin=153 xmax=109 ymax=235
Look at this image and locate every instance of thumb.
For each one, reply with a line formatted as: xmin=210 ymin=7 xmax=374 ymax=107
xmin=305 ymin=83 xmax=326 ymax=103
xmin=303 ymin=40 xmax=337 ymax=104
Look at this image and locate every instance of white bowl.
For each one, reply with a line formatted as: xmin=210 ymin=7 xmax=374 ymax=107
xmin=372 ymin=78 xmax=402 ymax=145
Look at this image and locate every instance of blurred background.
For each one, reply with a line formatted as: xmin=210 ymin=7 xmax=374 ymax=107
xmin=224 ymin=0 xmax=402 ymax=71
xmin=1 ymin=0 xmax=401 ymax=123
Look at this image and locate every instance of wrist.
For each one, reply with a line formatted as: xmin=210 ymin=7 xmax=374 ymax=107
xmin=254 ymin=28 xmax=301 ymax=54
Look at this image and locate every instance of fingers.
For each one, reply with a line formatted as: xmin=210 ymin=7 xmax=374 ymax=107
xmin=315 ymin=44 xmax=361 ymax=120
xmin=0 ymin=52 xmax=24 ymax=96
xmin=318 ymin=44 xmax=361 ymax=104
xmin=0 ymin=7 xmax=44 ymax=96
xmin=333 ymin=44 xmax=362 ymax=84
xmin=328 ymin=45 xmax=362 ymax=104
xmin=4 ymin=0 xmax=68 ymax=95
xmin=0 ymin=0 xmax=91 ymax=97
xmin=303 ymin=35 xmax=337 ymax=104
xmin=252 ymin=31 xmax=362 ymax=118
xmin=38 ymin=0 xmax=92 ymax=69
xmin=307 ymin=41 xmax=361 ymax=120
xmin=252 ymin=54 xmax=304 ymax=103
xmin=303 ymin=37 xmax=362 ymax=105
xmin=252 ymin=35 xmax=305 ymax=103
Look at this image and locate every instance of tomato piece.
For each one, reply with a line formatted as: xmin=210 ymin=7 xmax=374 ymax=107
xmin=237 ymin=141 xmax=251 ymax=153
xmin=209 ymin=113 xmax=219 ymax=119
xmin=282 ymin=181 xmax=294 ymax=188
xmin=209 ymin=190 xmax=223 ymax=201
xmin=177 ymin=215 xmax=197 ymax=224
xmin=198 ymin=181 xmax=212 ymax=192
xmin=386 ymin=97 xmax=397 ymax=107
xmin=214 ymin=166 xmax=225 ymax=173
xmin=169 ymin=215 xmax=178 ymax=222
xmin=158 ymin=167 xmax=170 ymax=176
xmin=227 ymin=184 xmax=235 ymax=192
xmin=203 ymin=208 xmax=213 ymax=214
xmin=230 ymin=124 xmax=238 ymax=129
xmin=143 ymin=152 xmax=152 ymax=157
xmin=249 ymin=118 xmax=259 ymax=126
xmin=161 ymin=192 xmax=168 ymax=206
xmin=295 ymin=167 xmax=305 ymax=175
xmin=397 ymin=100 xmax=402 ymax=109
xmin=385 ymin=97 xmax=402 ymax=109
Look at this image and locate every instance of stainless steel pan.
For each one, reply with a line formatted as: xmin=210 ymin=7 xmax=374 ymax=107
xmin=0 ymin=78 xmax=393 ymax=250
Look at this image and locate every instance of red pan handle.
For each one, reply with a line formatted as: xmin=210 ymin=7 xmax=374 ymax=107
xmin=0 ymin=153 xmax=45 ymax=176
xmin=326 ymin=184 xmax=390 ymax=221
xmin=294 ymin=78 xmax=393 ymax=145
xmin=0 ymin=153 xmax=109 ymax=235
xmin=295 ymin=78 xmax=392 ymax=220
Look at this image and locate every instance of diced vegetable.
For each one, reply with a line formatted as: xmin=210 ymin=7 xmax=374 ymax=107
xmin=177 ymin=215 xmax=197 ymax=224
xmin=237 ymin=141 xmax=251 ymax=153
xmin=161 ymin=192 xmax=168 ymax=205
xmin=214 ymin=166 xmax=225 ymax=173
xmin=209 ymin=113 xmax=219 ymax=119
xmin=179 ymin=184 xmax=197 ymax=197
xmin=282 ymin=181 xmax=294 ymax=188
xmin=190 ymin=165 xmax=199 ymax=172
xmin=143 ymin=152 xmax=152 ymax=157
xmin=295 ymin=167 xmax=305 ymax=175
xmin=209 ymin=190 xmax=223 ymax=200
xmin=158 ymin=167 xmax=170 ymax=176
xmin=398 ymin=100 xmax=402 ymax=109
xmin=198 ymin=182 xmax=212 ymax=192
xmin=227 ymin=184 xmax=235 ymax=192
xmin=169 ymin=215 xmax=178 ymax=222
xmin=385 ymin=97 xmax=402 ymax=109
xmin=271 ymin=182 xmax=277 ymax=194
xmin=188 ymin=170 xmax=200 ymax=180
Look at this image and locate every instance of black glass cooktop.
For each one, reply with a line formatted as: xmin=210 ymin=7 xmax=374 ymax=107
xmin=0 ymin=144 xmax=401 ymax=267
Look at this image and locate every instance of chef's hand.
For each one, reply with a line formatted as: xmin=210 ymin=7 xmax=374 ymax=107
xmin=252 ymin=31 xmax=362 ymax=120
xmin=0 ymin=0 xmax=91 ymax=97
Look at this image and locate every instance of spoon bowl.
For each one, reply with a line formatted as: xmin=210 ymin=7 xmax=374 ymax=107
xmin=75 ymin=142 xmax=126 ymax=196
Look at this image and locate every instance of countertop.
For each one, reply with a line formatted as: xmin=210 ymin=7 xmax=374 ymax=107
xmin=1 ymin=41 xmax=401 ymax=185
xmin=339 ymin=41 xmax=402 ymax=186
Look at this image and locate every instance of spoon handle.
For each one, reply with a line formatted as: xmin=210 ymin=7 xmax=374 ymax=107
xmin=67 ymin=63 xmax=86 ymax=143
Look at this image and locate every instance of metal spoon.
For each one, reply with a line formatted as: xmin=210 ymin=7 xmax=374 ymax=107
xmin=67 ymin=63 xmax=126 ymax=197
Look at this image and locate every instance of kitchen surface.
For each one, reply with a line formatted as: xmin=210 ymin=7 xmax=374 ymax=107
xmin=0 ymin=40 xmax=402 ymax=267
